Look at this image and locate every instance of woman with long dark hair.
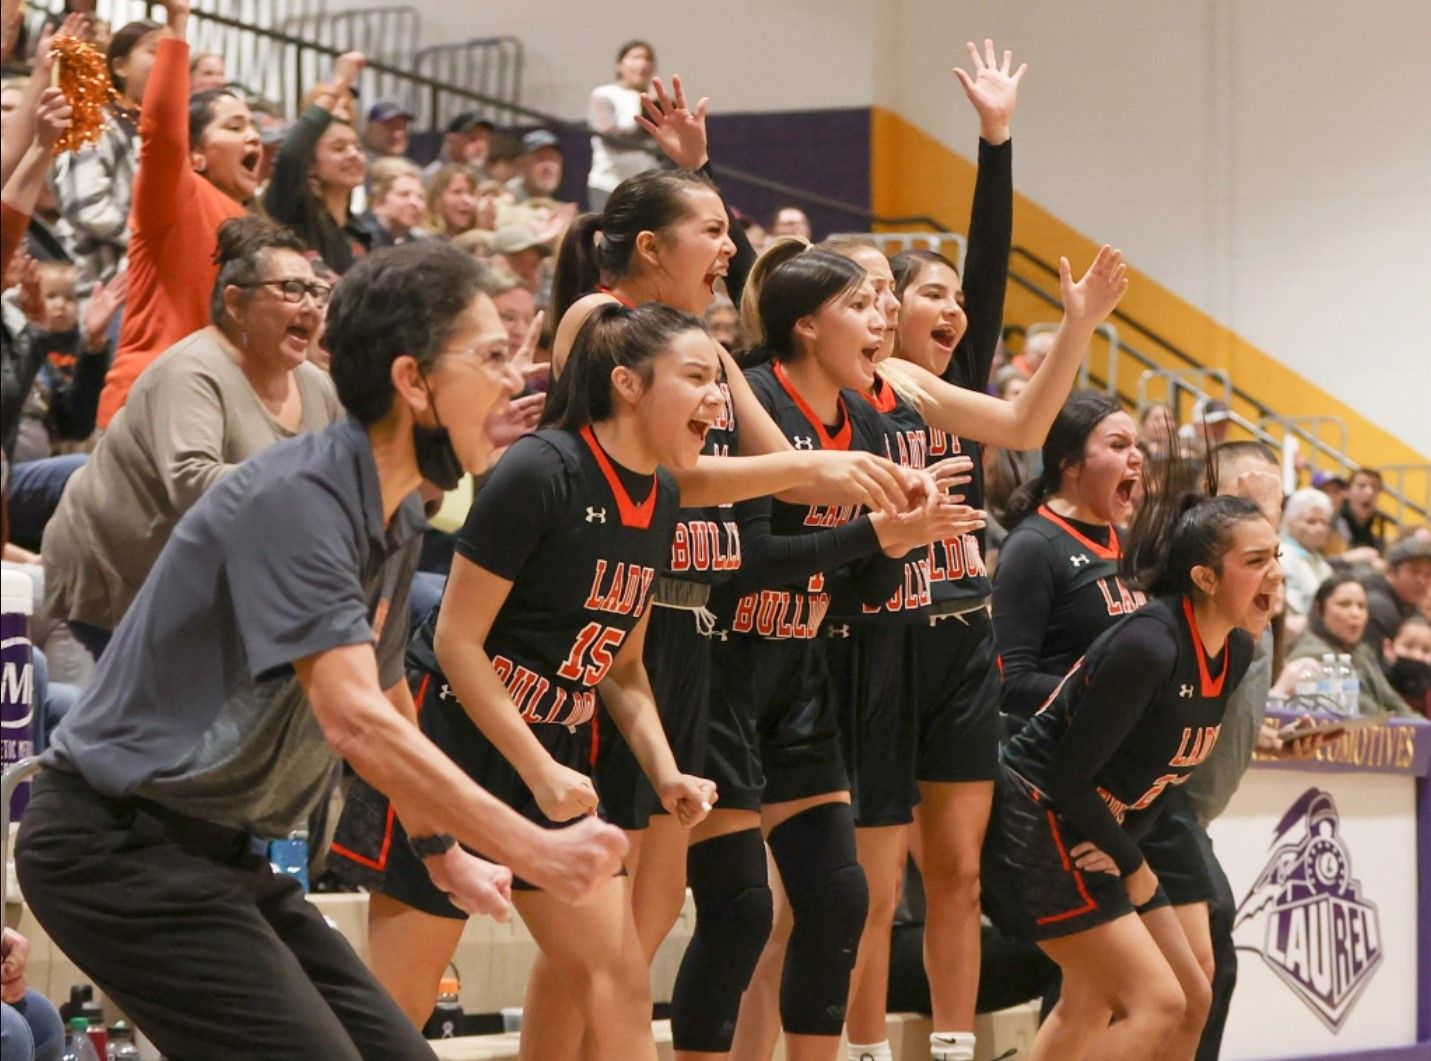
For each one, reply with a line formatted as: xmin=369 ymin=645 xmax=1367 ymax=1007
xmin=997 ymin=485 xmax=1283 ymax=1060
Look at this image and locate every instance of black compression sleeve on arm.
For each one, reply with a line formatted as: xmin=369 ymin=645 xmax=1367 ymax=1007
xmin=1043 ymin=620 xmax=1177 ymax=876
xmin=731 ymin=497 xmax=882 ymax=594
xmin=944 ymin=138 xmax=1012 ymax=390
xmin=992 ymin=529 xmax=1062 ymax=717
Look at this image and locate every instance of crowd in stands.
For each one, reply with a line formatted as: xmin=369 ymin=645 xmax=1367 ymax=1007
xmin=1 ymin=2 xmax=1429 ymax=1057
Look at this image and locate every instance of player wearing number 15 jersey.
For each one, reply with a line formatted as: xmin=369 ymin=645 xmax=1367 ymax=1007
xmin=335 ymin=304 xmax=722 ymax=1058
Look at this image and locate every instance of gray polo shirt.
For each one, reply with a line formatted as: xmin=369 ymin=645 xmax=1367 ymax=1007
xmin=1184 ymin=625 xmax=1273 ymax=826
xmin=45 ymin=417 xmax=423 ymax=837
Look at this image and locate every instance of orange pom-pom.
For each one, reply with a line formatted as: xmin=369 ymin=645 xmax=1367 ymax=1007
xmin=48 ymin=35 xmax=115 ymax=154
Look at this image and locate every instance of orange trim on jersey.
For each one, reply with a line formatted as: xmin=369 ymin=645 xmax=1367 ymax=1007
xmin=595 ymin=284 xmax=637 ymax=308
xmin=579 ymin=425 xmax=658 ymax=529
xmin=772 ymin=360 xmax=852 ymax=450
xmin=412 ymin=673 xmax=432 ymax=713
xmin=1182 ymin=596 xmax=1231 ymax=697
xmin=865 ymin=375 xmax=898 ymax=413
xmin=1037 ymin=505 xmax=1120 ymax=561
xmin=330 ymin=801 xmax=397 ymax=873
xmin=1035 ymin=808 xmax=1099 ymax=926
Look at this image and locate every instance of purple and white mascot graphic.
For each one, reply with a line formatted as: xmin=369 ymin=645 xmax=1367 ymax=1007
xmin=1233 ymin=787 xmax=1382 ymax=1031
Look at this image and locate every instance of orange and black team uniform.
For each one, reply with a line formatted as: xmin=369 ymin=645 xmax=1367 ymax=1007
xmin=704 ymin=360 xmax=906 ymax=812
xmin=997 ymin=596 xmax=1252 ymax=940
xmin=906 ymin=135 xmax=1014 ymax=792
xmin=831 ymin=377 xmax=933 ymax=826
xmin=993 ymin=506 xmax=1146 ymax=726
xmin=329 ymin=427 xmax=679 ymax=913
xmin=595 ymin=372 xmax=740 ymax=829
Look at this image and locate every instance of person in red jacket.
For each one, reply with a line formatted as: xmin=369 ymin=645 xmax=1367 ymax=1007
xmin=95 ymin=0 xmax=261 ymax=427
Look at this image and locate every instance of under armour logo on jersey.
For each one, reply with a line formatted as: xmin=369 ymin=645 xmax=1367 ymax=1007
xmin=708 ymin=628 xmax=729 ymax=642
xmin=1070 ymin=553 xmax=1091 ymax=567
xmin=1180 ymin=683 xmax=1194 ymax=699
xmin=827 ymin=624 xmax=851 ymax=638
xmin=438 ymin=683 xmax=457 ymax=701
xmin=793 ymin=436 xmax=815 ymax=450
xmin=585 ymin=506 xmax=607 ymax=523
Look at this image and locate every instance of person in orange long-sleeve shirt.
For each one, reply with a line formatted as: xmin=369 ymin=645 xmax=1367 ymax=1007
xmin=96 ymin=0 xmax=261 ymax=427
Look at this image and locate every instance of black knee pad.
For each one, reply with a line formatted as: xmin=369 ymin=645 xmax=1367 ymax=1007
xmin=670 ymin=828 xmax=773 ymax=1052
xmin=768 ymin=802 xmax=869 ymax=1036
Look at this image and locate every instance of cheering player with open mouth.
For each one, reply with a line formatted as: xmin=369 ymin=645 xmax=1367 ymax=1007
xmin=997 ymin=488 xmax=1283 ymax=1060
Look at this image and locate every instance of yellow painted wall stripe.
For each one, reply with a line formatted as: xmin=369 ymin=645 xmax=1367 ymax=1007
xmin=870 ymin=106 xmax=1428 ymax=484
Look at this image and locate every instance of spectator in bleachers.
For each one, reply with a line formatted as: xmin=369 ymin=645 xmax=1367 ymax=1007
xmin=188 ymin=48 xmax=224 ymax=92
xmin=1382 ymin=613 xmax=1431 ymax=717
xmin=1 ymin=926 xmax=65 ymax=1061
xmin=487 ymin=222 xmax=552 ymax=306
xmin=487 ymin=267 xmax=536 ymax=362
xmin=362 ymin=98 xmax=412 ymax=164
xmin=586 ymin=39 xmax=661 ymax=213
xmin=422 ymin=162 xmax=479 ymax=240
xmin=358 ymin=156 xmax=425 ymax=248
xmin=264 ymin=51 xmax=370 ymax=274
xmin=506 ymin=128 xmax=565 ymax=203
xmin=50 ymin=19 xmax=160 ymax=295
xmin=96 ymin=0 xmax=263 ymax=428
xmin=483 ymin=131 xmax=521 ymax=185
xmin=1010 ymin=326 xmax=1052 ymax=378
xmin=703 ymin=293 xmax=740 ymax=352
xmin=1362 ymin=537 xmax=1431 ymax=648
xmin=1178 ymin=397 xmax=1232 ymax=450
xmin=1138 ymin=401 xmax=1176 ymax=460
xmin=422 ymin=111 xmax=492 ymax=183
xmin=43 ymin=215 xmax=340 ymax=660
xmin=769 ymin=204 xmax=811 ymax=240
xmin=1332 ymin=466 xmax=1390 ymax=556
xmin=475 ymin=177 xmax=512 ymax=231
xmin=1280 ymin=574 xmax=1411 ymax=716
xmin=1314 ymin=471 xmax=1349 ymax=513
xmin=1279 ymin=486 xmax=1336 ymax=639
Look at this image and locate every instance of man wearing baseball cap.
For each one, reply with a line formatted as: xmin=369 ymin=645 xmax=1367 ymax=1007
xmin=506 ymin=128 xmax=566 ymax=204
xmin=1364 ymin=536 xmax=1431 ymax=646
xmin=423 ymin=111 xmax=494 ymax=182
xmin=363 ymin=99 xmax=414 ymax=162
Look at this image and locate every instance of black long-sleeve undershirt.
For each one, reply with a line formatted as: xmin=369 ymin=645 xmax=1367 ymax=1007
xmin=729 ymin=497 xmax=900 ymax=607
xmin=1039 ymin=621 xmax=1179 ymax=876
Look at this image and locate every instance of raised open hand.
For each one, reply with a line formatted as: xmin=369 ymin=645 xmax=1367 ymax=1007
xmin=635 ymin=74 xmax=709 ymax=171
xmin=952 ymin=38 xmax=1026 ymax=145
xmin=82 ymin=268 xmax=127 ymax=351
xmin=1059 ymin=245 xmax=1128 ymax=330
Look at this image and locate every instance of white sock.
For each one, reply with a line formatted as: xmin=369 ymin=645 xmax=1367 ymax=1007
xmin=931 ymin=1030 xmax=976 ymax=1061
xmin=849 ymin=1042 xmax=893 ymax=1061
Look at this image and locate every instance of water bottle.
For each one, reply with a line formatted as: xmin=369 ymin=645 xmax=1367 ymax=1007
xmin=106 ymin=1021 xmax=142 ymax=1060
xmin=1316 ymin=653 xmax=1337 ymax=708
xmin=1338 ymin=653 xmax=1360 ymax=716
xmin=423 ymin=975 xmax=464 ymax=1039
xmin=1 ymin=567 xmax=36 ymax=820
xmin=1294 ymin=658 xmax=1320 ymax=701
xmin=269 ymin=829 xmax=310 ymax=892
xmin=62 ymin=1017 xmax=102 ymax=1061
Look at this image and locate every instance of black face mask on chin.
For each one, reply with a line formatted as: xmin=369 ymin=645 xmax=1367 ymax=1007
xmin=413 ymin=374 xmax=464 ymax=491
xmin=1386 ymin=656 xmax=1431 ymax=700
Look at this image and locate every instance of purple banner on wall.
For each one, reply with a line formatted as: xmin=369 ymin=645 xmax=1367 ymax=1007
xmin=1 ymin=608 xmax=36 ymax=819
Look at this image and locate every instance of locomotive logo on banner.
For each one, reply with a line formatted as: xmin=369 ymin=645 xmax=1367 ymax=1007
xmin=1232 ymin=787 xmax=1382 ymax=1031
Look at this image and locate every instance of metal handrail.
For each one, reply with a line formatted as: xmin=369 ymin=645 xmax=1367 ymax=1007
xmin=2 ymin=758 xmax=41 ymax=920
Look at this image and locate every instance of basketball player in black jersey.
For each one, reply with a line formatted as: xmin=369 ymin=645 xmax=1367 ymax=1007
xmin=336 ymin=305 xmax=724 ymax=1059
xmin=544 ymin=94 xmax=930 ymax=978
xmin=663 ymin=245 xmax=969 ymax=1061
xmin=997 ymin=492 xmax=1282 ymax=1061
xmin=994 ymin=392 xmax=1146 ymax=726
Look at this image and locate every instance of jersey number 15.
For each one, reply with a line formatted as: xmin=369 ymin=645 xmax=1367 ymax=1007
xmin=556 ymin=621 xmax=626 ymax=685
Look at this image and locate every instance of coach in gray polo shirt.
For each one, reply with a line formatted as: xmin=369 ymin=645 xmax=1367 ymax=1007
xmin=16 ymin=241 xmax=628 ymax=1058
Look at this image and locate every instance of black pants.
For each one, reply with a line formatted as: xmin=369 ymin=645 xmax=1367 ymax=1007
xmin=16 ymin=768 xmax=434 ymax=1060
xmin=1193 ymin=816 xmax=1238 ymax=1061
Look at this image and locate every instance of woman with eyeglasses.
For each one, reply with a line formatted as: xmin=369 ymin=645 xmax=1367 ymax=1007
xmin=42 ymin=216 xmax=341 ymax=661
